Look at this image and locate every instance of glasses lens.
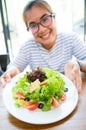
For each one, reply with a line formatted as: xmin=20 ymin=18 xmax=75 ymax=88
xmin=29 ymin=23 xmax=38 ymax=33
xmin=41 ymin=15 xmax=52 ymax=27
xmin=27 ymin=14 xmax=55 ymax=33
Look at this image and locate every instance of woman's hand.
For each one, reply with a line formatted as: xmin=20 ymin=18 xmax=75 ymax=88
xmin=65 ymin=60 xmax=82 ymax=94
xmin=0 ymin=66 xmax=20 ymax=87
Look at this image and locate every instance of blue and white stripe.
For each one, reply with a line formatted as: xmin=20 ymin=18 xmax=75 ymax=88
xmin=11 ymin=32 xmax=86 ymax=73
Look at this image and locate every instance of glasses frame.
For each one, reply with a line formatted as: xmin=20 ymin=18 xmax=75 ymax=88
xmin=27 ymin=13 xmax=55 ymax=34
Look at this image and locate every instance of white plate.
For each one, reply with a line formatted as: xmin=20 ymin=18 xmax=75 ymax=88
xmin=3 ymin=73 xmax=78 ymax=125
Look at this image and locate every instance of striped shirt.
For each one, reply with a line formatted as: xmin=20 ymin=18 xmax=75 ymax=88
xmin=11 ymin=32 xmax=86 ymax=73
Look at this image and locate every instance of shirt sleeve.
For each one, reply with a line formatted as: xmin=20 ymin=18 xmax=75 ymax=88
xmin=72 ymin=33 xmax=86 ymax=60
xmin=10 ymin=42 xmax=30 ymax=72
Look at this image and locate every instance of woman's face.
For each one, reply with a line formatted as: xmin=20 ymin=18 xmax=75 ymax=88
xmin=26 ymin=6 xmax=57 ymax=49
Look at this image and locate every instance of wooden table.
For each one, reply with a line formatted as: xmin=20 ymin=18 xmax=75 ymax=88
xmin=0 ymin=74 xmax=86 ymax=130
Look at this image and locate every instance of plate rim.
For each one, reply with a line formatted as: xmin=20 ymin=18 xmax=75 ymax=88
xmin=2 ymin=73 xmax=78 ymax=125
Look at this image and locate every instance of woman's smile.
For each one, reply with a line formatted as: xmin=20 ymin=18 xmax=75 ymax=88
xmin=39 ymin=30 xmax=51 ymax=40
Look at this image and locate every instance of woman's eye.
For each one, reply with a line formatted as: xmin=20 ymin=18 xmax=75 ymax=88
xmin=30 ymin=24 xmax=37 ymax=29
xmin=42 ymin=17 xmax=48 ymax=23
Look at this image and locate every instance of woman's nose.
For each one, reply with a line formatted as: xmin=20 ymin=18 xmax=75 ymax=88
xmin=38 ymin=24 xmax=46 ymax=33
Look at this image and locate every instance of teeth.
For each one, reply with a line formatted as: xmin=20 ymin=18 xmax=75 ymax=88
xmin=41 ymin=33 xmax=50 ymax=39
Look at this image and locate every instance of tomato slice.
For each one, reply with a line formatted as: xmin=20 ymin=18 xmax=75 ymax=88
xmin=52 ymin=97 xmax=60 ymax=107
xmin=27 ymin=102 xmax=39 ymax=111
xmin=15 ymin=92 xmax=25 ymax=99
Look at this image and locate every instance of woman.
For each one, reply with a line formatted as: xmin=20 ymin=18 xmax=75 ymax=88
xmin=0 ymin=0 xmax=86 ymax=93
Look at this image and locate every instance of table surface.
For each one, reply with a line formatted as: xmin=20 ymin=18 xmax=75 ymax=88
xmin=0 ymin=73 xmax=86 ymax=130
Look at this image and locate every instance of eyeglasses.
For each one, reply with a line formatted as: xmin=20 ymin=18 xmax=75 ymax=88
xmin=27 ymin=13 xmax=55 ymax=34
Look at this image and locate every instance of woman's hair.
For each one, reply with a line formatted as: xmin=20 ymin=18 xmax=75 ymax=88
xmin=23 ymin=0 xmax=53 ymax=27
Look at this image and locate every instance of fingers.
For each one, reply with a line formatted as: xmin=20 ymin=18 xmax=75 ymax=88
xmin=73 ymin=68 xmax=82 ymax=94
xmin=0 ymin=72 xmax=11 ymax=87
xmin=0 ymin=77 xmax=6 ymax=87
xmin=65 ymin=60 xmax=82 ymax=94
xmin=71 ymin=70 xmax=82 ymax=93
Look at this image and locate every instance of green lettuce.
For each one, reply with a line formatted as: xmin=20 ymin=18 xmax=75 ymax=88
xmin=12 ymin=68 xmax=65 ymax=111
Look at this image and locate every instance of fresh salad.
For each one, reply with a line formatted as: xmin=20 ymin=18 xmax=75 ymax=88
xmin=12 ymin=67 xmax=68 ymax=112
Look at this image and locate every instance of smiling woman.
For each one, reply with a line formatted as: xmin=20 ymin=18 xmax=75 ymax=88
xmin=0 ymin=0 xmax=86 ymax=95
xmin=0 ymin=0 xmax=86 ymax=129
xmin=0 ymin=0 xmax=84 ymax=56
